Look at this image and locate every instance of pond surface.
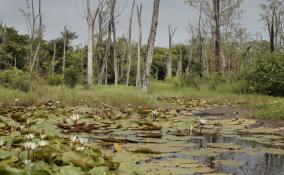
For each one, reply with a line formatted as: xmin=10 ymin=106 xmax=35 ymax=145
xmin=1 ymin=98 xmax=284 ymax=175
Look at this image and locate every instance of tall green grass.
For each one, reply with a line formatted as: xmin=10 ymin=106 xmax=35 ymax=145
xmin=0 ymin=85 xmax=159 ymax=108
xmin=0 ymin=81 xmax=284 ymax=119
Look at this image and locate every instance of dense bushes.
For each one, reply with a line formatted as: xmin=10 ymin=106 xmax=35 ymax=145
xmin=47 ymin=75 xmax=64 ymax=86
xmin=246 ymin=53 xmax=284 ymax=96
xmin=64 ymin=66 xmax=79 ymax=88
xmin=0 ymin=68 xmax=31 ymax=92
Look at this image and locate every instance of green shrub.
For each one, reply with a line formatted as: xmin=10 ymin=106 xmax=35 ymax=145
xmin=0 ymin=68 xmax=31 ymax=92
xmin=47 ymin=75 xmax=64 ymax=86
xmin=64 ymin=67 xmax=79 ymax=88
xmin=170 ymin=73 xmax=201 ymax=90
xmin=206 ymin=73 xmax=226 ymax=91
xmin=246 ymin=53 xmax=284 ymax=96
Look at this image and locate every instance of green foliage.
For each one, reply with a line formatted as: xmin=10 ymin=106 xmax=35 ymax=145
xmin=246 ymin=53 xmax=284 ymax=96
xmin=206 ymin=73 xmax=226 ymax=91
xmin=168 ymin=73 xmax=201 ymax=90
xmin=64 ymin=66 xmax=79 ymax=88
xmin=0 ymin=68 xmax=31 ymax=92
xmin=47 ymin=75 xmax=63 ymax=86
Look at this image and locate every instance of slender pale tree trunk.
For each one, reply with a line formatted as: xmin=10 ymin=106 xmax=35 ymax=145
xmin=86 ymin=0 xmax=99 ymax=89
xmin=176 ymin=44 xmax=183 ymax=76
xmin=62 ymin=35 xmax=66 ymax=75
xmin=110 ymin=0 xmax=118 ymax=85
xmin=52 ymin=42 xmax=56 ymax=76
xmin=202 ymin=42 xmax=209 ymax=77
xmin=166 ymin=26 xmax=177 ymax=78
xmin=98 ymin=22 xmax=111 ymax=85
xmin=186 ymin=46 xmax=192 ymax=73
xmin=29 ymin=0 xmax=35 ymax=71
xmin=213 ymin=0 xmax=221 ymax=73
xmin=126 ymin=0 xmax=136 ymax=86
xmin=136 ymin=4 xmax=143 ymax=87
xmin=30 ymin=41 xmax=40 ymax=73
xmin=142 ymin=0 xmax=160 ymax=92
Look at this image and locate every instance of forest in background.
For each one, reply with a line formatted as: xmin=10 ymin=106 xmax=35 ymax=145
xmin=0 ymin=0 xmax=284 ymax=97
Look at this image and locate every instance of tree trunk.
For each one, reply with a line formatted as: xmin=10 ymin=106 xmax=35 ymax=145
xmin=98 ymin=22 xmax=111 ymax=85
xmin=142 ymin=0 xmax=160 ymax=92
xmin=176 ymin=45 xmax=183 ymax=76
xmin=186 ymin=46 xmax=192 ymax=74
xmin=52 ymin=42 xmax=56 ymax=77
xmin=110 ymin=0 xmax=118 ymax=85
xmin=166 ymin=26 xmax=177 ymax=78
xmin=62 ymin=38 xmax=66 ymax=75
xmin=213 ymin=0 xmax=222 ymax=73
xmin=136 ymin=4 xmax=142 ymax=87
xmin=126 ymin=0 xmax=136 ymax=86
xmin=86 ymin=0 xmax=94 ymax=89
xmin=270 ymin=13 xmax=275 ymax=52
xmin=202 ymin=42 xmax=209 ymax=77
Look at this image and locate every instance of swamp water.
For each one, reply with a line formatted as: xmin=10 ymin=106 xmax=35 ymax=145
xmin=1 ymin=98 xmax=284 ymax=175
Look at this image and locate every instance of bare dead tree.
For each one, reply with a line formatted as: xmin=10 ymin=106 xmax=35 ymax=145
xmin=186 ymin=45 xmax=193 ymax=74
xmin=260 ymin=0 xmax=284 ymax=52
xmin=98 ymin=21 xmax=112 ymax=85
xmin=20 ymin=0 xmax=43 ymax=73
xmin=136 ymin=4 xmax=143 ymax=87
xmin=86 ymin=0 xmax=99 ymax=89
xmin=187 ymin=0 xmax=242 ymax=74
xmin=110 ymin=0 xmax=119 ymax=85
xmin=51 ymin=42 xmax=56 ymax=77
xmin=166 ymin=25 xmax=177 ymax=78
xmin=62 ymin=26 xmax=67 ymax=75
xmin=142 ymin=0 xmax=160 ymax=92
xmin=126 ymin=0 xmax=136 ymax=86
xmin=176 ymin=44 xmax=183 ymax=76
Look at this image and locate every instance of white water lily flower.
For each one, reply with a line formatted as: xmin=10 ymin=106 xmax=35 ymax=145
xmin=199 ymin=118 xmax=208 ymax=125
xmin=30 ymin=142 xmax=37 ymax=150
xmin=75 ymin=146 xmax=85 ymax=152
xmin=25 ymin=133 xmax=35 ymax=140
xmin=23 ymin=159 xmax=31 ymax=165
xmin=0 ymin=140 xmax=5 ymax=147
xmin=152 ymin=110 xmax=158 ymax=116
xmin=38 ymin=140 xmax=48 ymax=147
xmin=15 ymin=98 xmax=19 ymax=102
xmin=40 ymin=134 xmax=46 ymax=140
xmin=24 ymin=142 xmax=32 ymax=150
xmin=70 ymin=114 xmax=80 ymax=123
xmin=56 ymin=101 xmax=60 ymax=104
xmin=71 ymin=136 xmax=78 ymax=143
xmin=79 ymin=138 xmax=88 ymax=145
xmin=48 ymin=102 xmax=52 ymax=106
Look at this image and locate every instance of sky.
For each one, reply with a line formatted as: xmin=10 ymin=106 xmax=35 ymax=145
xmin=0 ymin=0 xmax=267 ymax=47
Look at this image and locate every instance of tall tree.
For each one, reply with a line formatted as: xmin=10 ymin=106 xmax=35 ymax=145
xmin=176 ymin=44 xmax=183 ymax=76
xmin=166 ymin=25 xmax=177 ymax=78
xmin=136 ymin=4 xmax=143 ymax=87
xmin=110 ymin=0 xmax=119 ymax=85
xmin=20 ymin=0 xmax=44 ymax=73
xmin=126 ymin=0 xmax=136 ymax=86
xmin=60 ymin=26 xmax=77 ymax=75
xmin=142 ymin=0 xmax=160 ymax=92
xmin=260 ymin=0 xmax=284 ymax=52
xmin=51 ymin=41 xmax=56 ymax=77
xmin=187 ymin=0 xmax=242 ymax=73
xmin=86 ymin=0 xmax=99 ymax=89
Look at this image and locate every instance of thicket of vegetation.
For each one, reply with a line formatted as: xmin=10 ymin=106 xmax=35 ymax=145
xmin=0 ymin=0 xmax=284 ymax=101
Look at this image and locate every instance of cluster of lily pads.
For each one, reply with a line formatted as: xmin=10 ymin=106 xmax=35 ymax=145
xmin=0 ymin=106 xmax=119 ymax=175
xmin=1 ymin=97 xmax=284 ymax=175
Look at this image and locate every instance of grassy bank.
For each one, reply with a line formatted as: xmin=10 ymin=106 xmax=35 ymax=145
xmin=0 ymin=85 xmax=158 ymax=108
xmin=0 ymin=81 xmax=284 ymax=119
xmin=149 ymin=81 xmax=284 ymax=119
